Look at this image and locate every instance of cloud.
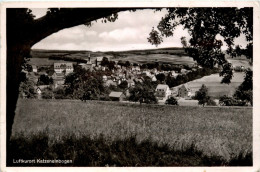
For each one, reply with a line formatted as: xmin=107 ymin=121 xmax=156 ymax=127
xmin=98 ymin=27 xmax=140 ymax=42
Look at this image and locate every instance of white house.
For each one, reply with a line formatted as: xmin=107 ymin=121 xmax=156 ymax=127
xmin=155 ymin=84 xmax=171 ymax=101
xmin=32 ymin=65 xmax=37 ymax=73
xmin=178 ymin=84 xmax=191 ymax=98
xmin=54 ymin=63 xmax=73 ymax=75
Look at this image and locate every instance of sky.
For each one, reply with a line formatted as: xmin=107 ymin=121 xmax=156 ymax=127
xmin=31 ymin=8 xmax=248 ymax=52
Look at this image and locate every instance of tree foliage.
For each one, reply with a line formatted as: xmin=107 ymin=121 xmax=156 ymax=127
xmin=19 ymin=80 xmax=36 ymax=99
xmin=42 ymin=87 xmax=53 ymax=99
xmin=165 ymin=97 xmax=178 ymax=105
xmin=233 ymin=69 xmax=253 ymax=105
xmin=219 ymin=95 xmax=246 ymax=106
xmin=194 ymin=84 xmax=210 ymax=106
xmin=156 ymin=73 xmax=166 ymax=83
xmin=64 ymin=66 xmax=108 ymax=101
xmin=129 ymin=81 xmax=157 ymax=104
xmin=37 ymin=74 xmax=53 ymax=85
xmin=148 ymin=8 xmax=253 ymax=83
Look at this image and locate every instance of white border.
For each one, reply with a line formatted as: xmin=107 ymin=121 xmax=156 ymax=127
xmin=1 ymin=1 xmax=260 ymax=172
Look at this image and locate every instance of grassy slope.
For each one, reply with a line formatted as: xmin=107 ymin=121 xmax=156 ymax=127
xmin=186 ymin=73 xmax=245 ymax=98
xmin=13 ymin=99 xmax=252 ymax=161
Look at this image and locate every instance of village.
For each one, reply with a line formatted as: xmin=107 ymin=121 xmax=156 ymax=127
xmin=21 ymin=54 xmax=247 ymax=106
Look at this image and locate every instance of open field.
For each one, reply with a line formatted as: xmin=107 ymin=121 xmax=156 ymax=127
xmin=12 ymin=99 xmax=252 ymax=162
xmin=113 ymin=54 xmax=195 ymax=65
xmin=29 ymin=48 xmax=191 ymax=66
xmin=29 ymin=48 xmax=251 ymax=68
xmin=186 ymin=72 xmax=244 ymax=98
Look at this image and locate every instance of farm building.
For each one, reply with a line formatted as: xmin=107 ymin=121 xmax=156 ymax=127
xmin=178 ymin=84 xmax=191 ymax=98
xmin=155 ymin=84 xmax=171 ymax=100
xmin=54 ymin=63 xmax=73 ymax=75
xmin=109 ymin=91 xmax=126 ymax=101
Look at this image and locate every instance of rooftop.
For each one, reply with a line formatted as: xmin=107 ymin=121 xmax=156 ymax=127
xmin=156 ymin=84 xmax=169 ymax=90
xmin=109 ymin=91 xmax=123 ymax=98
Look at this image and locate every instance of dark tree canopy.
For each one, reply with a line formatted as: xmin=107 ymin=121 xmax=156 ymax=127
xmin=148 ymin=7 xmax=253 ymax=83
xmin=194 ymin=84 xmax=210 ymax=106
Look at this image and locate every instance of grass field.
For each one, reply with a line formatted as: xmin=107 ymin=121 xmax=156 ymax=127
xmin=30 ymin=49 xmax=251 ymax=68
xmin=186 ymin=72 xmax=244 ymax=98
xmin=12 ymin=99 xmax=252 ymax=163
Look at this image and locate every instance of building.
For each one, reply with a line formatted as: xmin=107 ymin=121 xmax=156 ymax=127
xmin=178 ymin=84 xmax=191 ymax=98
xmin=109 ymin=91 xmax=126 ymax=101
xmin=95 ymin=57 xmax=103 ymax=66
xmin=54 ymin=63 xmax=73 ymax=75
xmin=32 ymin=65 xmax=37 ymax=73
xmin=170 ymin=87 xmax=178 ymax=97
xmin=155 ymin=84 xmax=171 ymax=100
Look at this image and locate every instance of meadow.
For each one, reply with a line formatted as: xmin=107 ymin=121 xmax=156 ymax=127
xmin=11 ymin=99 xmax=252 ymax=166
xmin=186 ymin=72 xmax=244 ymax=98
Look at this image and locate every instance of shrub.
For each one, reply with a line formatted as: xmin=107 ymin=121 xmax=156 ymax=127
xmin=206 ymin=98 xmax=217 ymax=106
xmin=165 ymin=97 xmax=178 ymax=105
xmin=219 ymin=95 xmax=246 ymax=106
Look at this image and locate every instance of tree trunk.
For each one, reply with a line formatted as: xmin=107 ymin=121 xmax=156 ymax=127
xmin=6 ymin=43 xmax=31 ymax=164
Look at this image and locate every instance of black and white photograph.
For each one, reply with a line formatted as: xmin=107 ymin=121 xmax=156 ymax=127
xmin=0 ymin=1 xmax=259 ymax=171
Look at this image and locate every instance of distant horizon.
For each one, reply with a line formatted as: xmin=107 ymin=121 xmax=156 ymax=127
xmin=31 ymin=46 xmax=185 ymax=53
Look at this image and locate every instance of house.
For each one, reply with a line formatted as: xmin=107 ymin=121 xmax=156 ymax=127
xmin=155 ymin=84 xmax=171 ymax=100
xmin=34 ymin=86 xmax=44 ymax=99
xmin=32 ymin=65 xmax=37 ymax=73
xmin=54 ymin=63 xmax=73 ymax=75
xmin=95 ymin=57 xmax=103 ymax=66
xmin=170 ymin=87 xmax=178 ymax=97
xmin=35 ymin=86 xmax=42 ymax=94
xmin=109 ymin=91 xmax=126 ymax=101
xmin=132 ymin=66 xmax=140 ymax=71
xmin=178 ymin=84 xmax=191 ymax=98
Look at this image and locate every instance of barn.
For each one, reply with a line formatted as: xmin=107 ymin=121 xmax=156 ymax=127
xmin=109 ymin=91 xmax=126 ymax=101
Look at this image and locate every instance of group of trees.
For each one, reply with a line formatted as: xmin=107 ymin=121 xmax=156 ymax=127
xmin=194 ymin=69 xmax=253 ymax=107
xmin=166 ymin=67 xmax=219 ymax=87
xmin=37 ymin=74 xmax=53 ymax=85
xmin=194 ymin=84 xmax=216 ymax=107
xmin=129 ymin=79 xmax=158 ymax=104
xmin=49 ymin=55 xmax=87 ymax=63
xmin=220 ymin=69 xmax=252 ymax=106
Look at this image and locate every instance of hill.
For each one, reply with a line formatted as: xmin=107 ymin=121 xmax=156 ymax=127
xmin=29 ymin=47 xmax=190 ymax=66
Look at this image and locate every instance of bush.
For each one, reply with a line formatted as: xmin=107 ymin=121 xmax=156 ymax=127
xmin=54 ymin=87 xmax=66 ymax=99
xmin=42 ymin=88 xmax=53 ymax=99
xmin=207 ymin=98 xmax=217 ymax=106
xmin=219 ymin=95 xmax=246 ymax=106
xmin=165 ymin=97 xmax=178 ymax=105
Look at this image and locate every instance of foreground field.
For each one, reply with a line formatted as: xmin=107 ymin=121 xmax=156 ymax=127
xmin=186 ymin=72 xmax=244 ymax=98
xmin=12 ymin=99 xmax=252 ymax=163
